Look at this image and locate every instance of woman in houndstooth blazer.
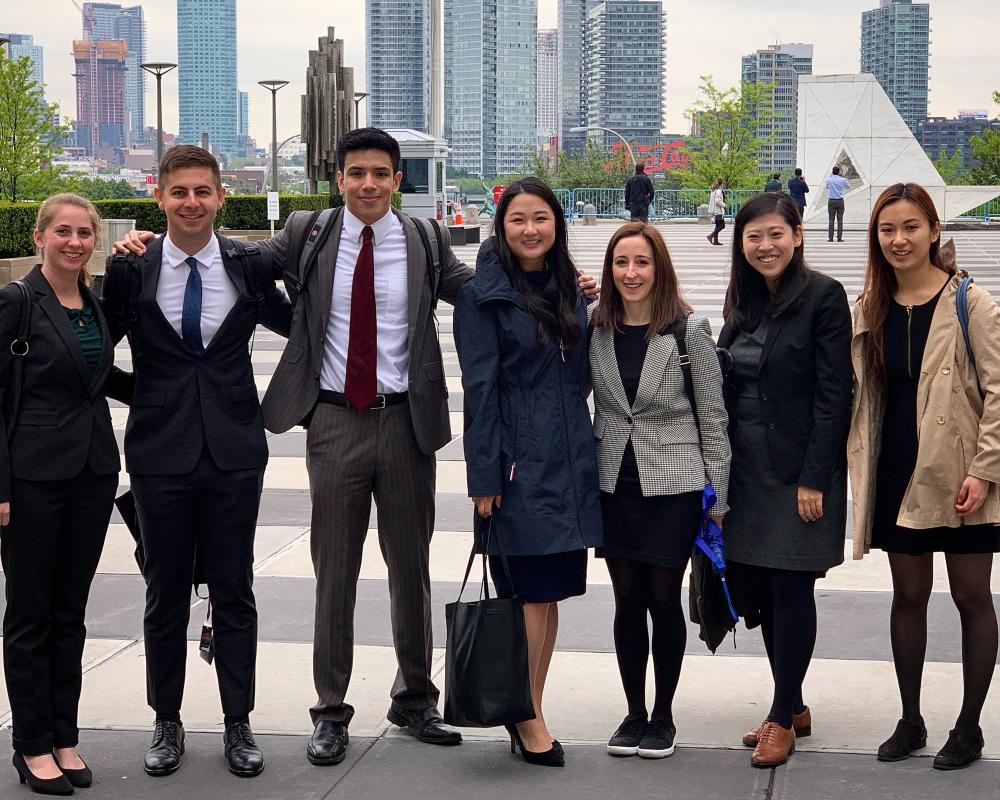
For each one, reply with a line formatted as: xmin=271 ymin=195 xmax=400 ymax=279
xmin=590 ymin=222 xmax=730 ymax=760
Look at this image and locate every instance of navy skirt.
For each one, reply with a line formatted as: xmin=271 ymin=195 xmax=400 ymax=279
xmin=489 ymin=550 xmax=588 ymax=603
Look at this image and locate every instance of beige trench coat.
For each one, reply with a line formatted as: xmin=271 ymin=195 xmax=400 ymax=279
xmin=848 ymin=270 xmax=1000 ymax=559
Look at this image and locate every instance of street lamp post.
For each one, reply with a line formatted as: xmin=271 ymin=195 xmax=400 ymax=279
xmin=353 ymin=93 xmax=368 ymax=129
xmin=569 ymin=125 xmax=637 ymax=167
xmin=140 ymin=62 xmax=177 ymax=166
xmin=258 ymin=80 xmax=289 ymax=194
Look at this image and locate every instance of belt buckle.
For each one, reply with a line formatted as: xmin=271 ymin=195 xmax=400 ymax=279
xmin=370 ymin=394 xmax=387 ymax=410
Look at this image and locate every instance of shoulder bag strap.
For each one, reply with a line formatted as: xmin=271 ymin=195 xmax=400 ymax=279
xmin=957 ymin=275 xmax=984 ymax=397
xmin=672 ymin=313 xmax=702 ymax=437
xmin=5 ymin=280 xmax=33 ymax=433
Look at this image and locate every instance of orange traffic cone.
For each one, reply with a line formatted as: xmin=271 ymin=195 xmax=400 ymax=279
xmin=454 ymin=198 xmax=463 ymax=225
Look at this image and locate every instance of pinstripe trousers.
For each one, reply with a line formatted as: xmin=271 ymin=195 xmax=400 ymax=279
xmin=306 ymin=400 xmax=438 ymax=725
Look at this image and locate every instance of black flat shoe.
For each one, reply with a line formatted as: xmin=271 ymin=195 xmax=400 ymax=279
xmin=933 ymin=727 xmax=983 ymax=770
xmin=223 ymin=722 xmax=264 ymax=778
xmin=144 ymin=720 xmax=185 ymax=777
xmin=307 ymin=721 xmax=348 ymax=766
xmin=52 ymin=756 xmax=91 ymax=789
xmin=12 ymin=753 xmax=74 ymax=796
xmin=507 ymin=725 xmax=565 ymax=767
xmin=387 ymin=706 xmax=462 ymax=746
xmin=876 ymin=717 xmax=926 ymax=762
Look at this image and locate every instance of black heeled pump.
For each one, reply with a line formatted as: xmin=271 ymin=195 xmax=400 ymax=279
xmin=53 ymin=755 xmax=92 ymax=789
xmin=12 ymin=753 xmax=74 ymax=796
xmin=505 ymin=724 xmax=564 ymax=767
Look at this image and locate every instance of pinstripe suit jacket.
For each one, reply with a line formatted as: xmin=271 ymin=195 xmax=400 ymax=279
xmin=589 ymin=314 xmax=731 ymax=514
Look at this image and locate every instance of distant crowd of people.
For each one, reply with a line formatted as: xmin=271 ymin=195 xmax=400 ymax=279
xmin=1 ymin=128 xmax=997 ymax=794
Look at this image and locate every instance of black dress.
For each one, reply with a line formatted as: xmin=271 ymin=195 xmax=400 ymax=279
xmin=872 ymin=287 xmax=1000 ymax=555
xmin=488 ymin=268 xmax=589 ymax=602
xmin=595 ymin=323 xmax=702 ymax=569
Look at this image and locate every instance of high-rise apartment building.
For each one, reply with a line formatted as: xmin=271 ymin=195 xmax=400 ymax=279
xmin=366 ymin=0 xmax=430 ymax=131
xmin=741 ymin=43 xmax=813 ymax=174
xmin=558 ymin=0 xmax=600 ymax=155
xmin=82 ymin=4 xmax=146 ymax=144
xmin=918 ymin=112 xmax=1000 ymax=172
xmin=177 ymin=0 xmax=237 ymax=155
xmin=237 ymin=89 xmax=252 ymax=156
xmin=444 ymin=0 xmax=537 ymax=177
xmin=73 ymin=39 xmax=129 ymax=157
xmin=860 ymin=0 xmax=930 ymax=133
xmin=584 ymin=1 xmax=665 ymax=150
xmin=0 ymin=33 xmax=45 ymax=98
xmin=537 ymin=29 xmax=559 ymax=140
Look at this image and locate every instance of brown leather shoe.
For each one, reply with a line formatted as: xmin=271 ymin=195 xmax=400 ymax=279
xmin=742 ymin=707 xmax=811 ymax=747
xmin=751 ymin=721 xmax=796 ymax=768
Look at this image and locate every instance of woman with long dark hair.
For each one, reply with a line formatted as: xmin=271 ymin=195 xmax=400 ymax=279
xmin=591 ymin=223 xmax=729 ymax=759
xmin=719 ymin=192 xmax=852 ymax=768
xmin=454 ymin=177 xmax=603 ymax=767
xmin=850 ymin=183 xmax=1000 ymax=770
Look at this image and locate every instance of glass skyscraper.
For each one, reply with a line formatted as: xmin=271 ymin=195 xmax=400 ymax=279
xmin=860 ymin=0 xmax=930 ymax=134
xmin=444 ymin=0 xmax=536 ymax=177
xmin=177 ymin=0 xmax=237 ymax=155
xmin=0 ymin=33 xmax=44 ymax=98
xmin=83 ymin=4 xmax=146 ymax=145
xmin=584 ymin=0 xmax=665 ymax=149
xmin=537 ymin=29 xmax=559 ymax=140
xmin=366 ymin=0 xmax=430 ymax=132
xmin=557 ymin=0 xmax=600 ymax=155
xmin=741 ymin=43 xmax=813 ymax=175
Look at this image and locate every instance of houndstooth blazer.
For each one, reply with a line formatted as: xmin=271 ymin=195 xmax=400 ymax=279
xmin=589 ymin=314 xmax=731 ymax=514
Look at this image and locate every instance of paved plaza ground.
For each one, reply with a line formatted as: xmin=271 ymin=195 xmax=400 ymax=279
xmin=2 ymin=221 xmax=1000 ymax=799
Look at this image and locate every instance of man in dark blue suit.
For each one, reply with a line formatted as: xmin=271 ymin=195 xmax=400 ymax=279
xmin=103 ymin=145 xmax=291 ymax=779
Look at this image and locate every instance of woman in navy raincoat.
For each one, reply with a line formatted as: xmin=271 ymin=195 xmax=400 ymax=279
xmin=455 ymin=177 xmax=603 ymax=768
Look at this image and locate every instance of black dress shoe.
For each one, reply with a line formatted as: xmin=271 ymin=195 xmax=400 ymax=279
xmin=144 ymin=721 xmax=185 ymax=777
xmin=307 ymin=721 xmax=349 ymax=766
xmin=224 ymin=722 xmax=264 ymax=778
xmin=876 ymin=717 xmax=926 ymax=762
xmin=387 ymin=706 xmax=462 ymax=746
xmin=933 ymin=726 xmax=984 ymax=770
xmin=12 ymin=752 xmax=74 ymax=796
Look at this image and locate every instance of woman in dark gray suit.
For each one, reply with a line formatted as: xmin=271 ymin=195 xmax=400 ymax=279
xmin=590 ymin=222 xmax=730 ymax=760
xmin=0 ymin=194 xmax=121 ymax=795
xmin=718 ymin=192 xmax=852 ymax=769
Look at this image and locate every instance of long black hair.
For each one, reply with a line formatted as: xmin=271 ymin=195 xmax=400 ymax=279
xmin=724 ymin=192 xmax=811 ymax=330
xmin=493 ymin=177 xmax=581 ymax=348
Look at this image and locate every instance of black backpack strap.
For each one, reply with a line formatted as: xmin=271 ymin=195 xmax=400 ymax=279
xmin=671 ymin=314 xmax=702 ymax=436
xmin=4 ymin=280 xmax=33 ymax=433
xmin=412 ymin=216 xmax=444 ymax=309
xmin=289 ymin=207 xmax=341 ymax=297
xmin=122 ymin=256 xmax=145 ymax=360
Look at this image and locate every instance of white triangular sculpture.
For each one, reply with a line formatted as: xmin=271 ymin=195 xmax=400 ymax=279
xmin=797 ymin=74 xmax=1000 ymax=226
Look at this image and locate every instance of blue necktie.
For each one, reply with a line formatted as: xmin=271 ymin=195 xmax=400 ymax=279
xmin=181 ymin=256 xmax=204 ymax=355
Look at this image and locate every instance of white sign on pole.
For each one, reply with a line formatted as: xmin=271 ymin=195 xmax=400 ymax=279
xmin=267 ymin=191 xmax=280 ymax=221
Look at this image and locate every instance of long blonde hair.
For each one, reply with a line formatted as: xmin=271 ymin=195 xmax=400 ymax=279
xmin=34 ymin=193 xmax=102 ymax=287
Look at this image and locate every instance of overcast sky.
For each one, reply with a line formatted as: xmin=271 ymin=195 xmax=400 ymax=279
xmin=5 ymin=1 xmax=999 ymax=145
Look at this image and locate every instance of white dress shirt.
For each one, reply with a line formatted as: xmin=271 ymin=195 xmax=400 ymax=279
xmin=157 ymin=233 xmax=239 ymax=349
xmin=321 ymin=207 xmax=410 ymax=393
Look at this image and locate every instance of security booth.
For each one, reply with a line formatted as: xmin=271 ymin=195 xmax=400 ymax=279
xmin=384 ymin=129 xmax=449 ymax=220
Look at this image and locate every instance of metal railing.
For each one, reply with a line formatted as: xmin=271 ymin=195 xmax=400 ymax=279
xmin=551 ymin=188 xmax=758 ymax=221
xmin=957 ymin=196 xmax=999 ymax=224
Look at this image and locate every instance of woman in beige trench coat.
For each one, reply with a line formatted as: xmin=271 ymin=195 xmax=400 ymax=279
xmin=849 ymin=183 xmax=1000 ymax=771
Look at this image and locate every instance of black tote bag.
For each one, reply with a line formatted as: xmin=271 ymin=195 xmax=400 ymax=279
xmin=443 ymin=520 xmax=535 ymax=728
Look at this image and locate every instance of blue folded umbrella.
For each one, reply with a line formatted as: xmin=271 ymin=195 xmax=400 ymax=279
xmin=694 ymin=484 xmax=738 ymax=623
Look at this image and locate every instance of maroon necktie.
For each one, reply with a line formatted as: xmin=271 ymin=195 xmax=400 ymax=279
xmin=344 ymin=225 xmax=377 ymax=411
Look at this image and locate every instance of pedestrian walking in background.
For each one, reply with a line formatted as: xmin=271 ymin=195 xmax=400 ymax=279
xmin=707 ymin=179 xmax=726 ymax=246
xmin=455 ymin=177 xmax=604 ymax=768
xmin=1 ymin=195 xmax=123 ymax=795
xmin=625 ymin=163 xmax=656 ymax=223
xmin=764 ymin=173 xmax=783 ymax=192
xmin=849 ymin=183 xmax=1000 ymax=771
xmin=824 ymin=166 xmax=851 ymax=242
xmin=718 ymin=192 xmax=852 ymax=769
xmin=788 ymin=169 xmax=809 ymax=218
xmin=590 ymin=222 xmax=730 ymax=761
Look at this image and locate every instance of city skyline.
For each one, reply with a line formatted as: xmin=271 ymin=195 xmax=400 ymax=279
xmin=3 ymin=1 xmax=999 ymax=153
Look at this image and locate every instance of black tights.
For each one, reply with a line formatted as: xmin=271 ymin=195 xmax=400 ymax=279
xmin=753 ymin=567 xmax=816 ymax=728
xmin=607 ymin=559 xmax=686 ymax=722
xmin=888 ymin=552 xmax=997 ymax=731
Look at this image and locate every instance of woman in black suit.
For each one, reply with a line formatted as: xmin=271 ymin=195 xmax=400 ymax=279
xmin=718 ymin=192 xmax=852 ymax=768
xmin=0 ymin=194 xmax=121 ymax=795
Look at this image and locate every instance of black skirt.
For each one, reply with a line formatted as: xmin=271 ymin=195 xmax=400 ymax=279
xmin=489 ymin=550 xmax=588 ymax=603
xmin=596 ymin=487 xmax=702 ymax=569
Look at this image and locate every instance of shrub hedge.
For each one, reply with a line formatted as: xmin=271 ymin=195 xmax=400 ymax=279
xmin=0 ymin=193 xmax=401 ymax=258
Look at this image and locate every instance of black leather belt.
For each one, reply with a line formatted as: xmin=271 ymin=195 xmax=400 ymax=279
xmin=318 ymin=390 xmax=408 ymax=410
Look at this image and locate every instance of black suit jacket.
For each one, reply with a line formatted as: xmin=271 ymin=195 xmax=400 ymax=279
xmin=102 ymin=234 xmax=292 ymax=476
xmin=0 ymin=266 xmax=120 ymax=502
xmin=718 ymin=271 xmax=852 ymax=494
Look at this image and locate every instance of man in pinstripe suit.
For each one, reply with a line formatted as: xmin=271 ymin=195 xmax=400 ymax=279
xmin=258 ymin=129 xmax=472 ymax=764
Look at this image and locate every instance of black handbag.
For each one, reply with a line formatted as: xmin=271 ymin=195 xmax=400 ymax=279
xmin=444 ymin=520 xmax=535 ymax=728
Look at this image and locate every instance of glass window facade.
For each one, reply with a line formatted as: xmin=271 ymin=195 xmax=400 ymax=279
xmin=366 ymin=0 xmax=430 ymax=131
xmin=83 ymin=4 xmax=146 ymax=145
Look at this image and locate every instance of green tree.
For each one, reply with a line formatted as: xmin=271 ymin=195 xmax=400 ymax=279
xmin=681 ymin=76 xmax=774 ymax=190
xmin=0 ymin=54 xmax=67 ymax=203
xmin=931 ymin=148 xmax=968 ymax=185
xmin=967 ymin=90 xmax=1000 ymax=185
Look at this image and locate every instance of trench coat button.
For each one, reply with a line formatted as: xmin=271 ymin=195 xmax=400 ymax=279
xmin=942 ymin=366 xmax=951 ymax=375
xmin=937 ymin=415 xmax=946 ymax=425
xmin=768 ymin=421 xmax=776 ymax=431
